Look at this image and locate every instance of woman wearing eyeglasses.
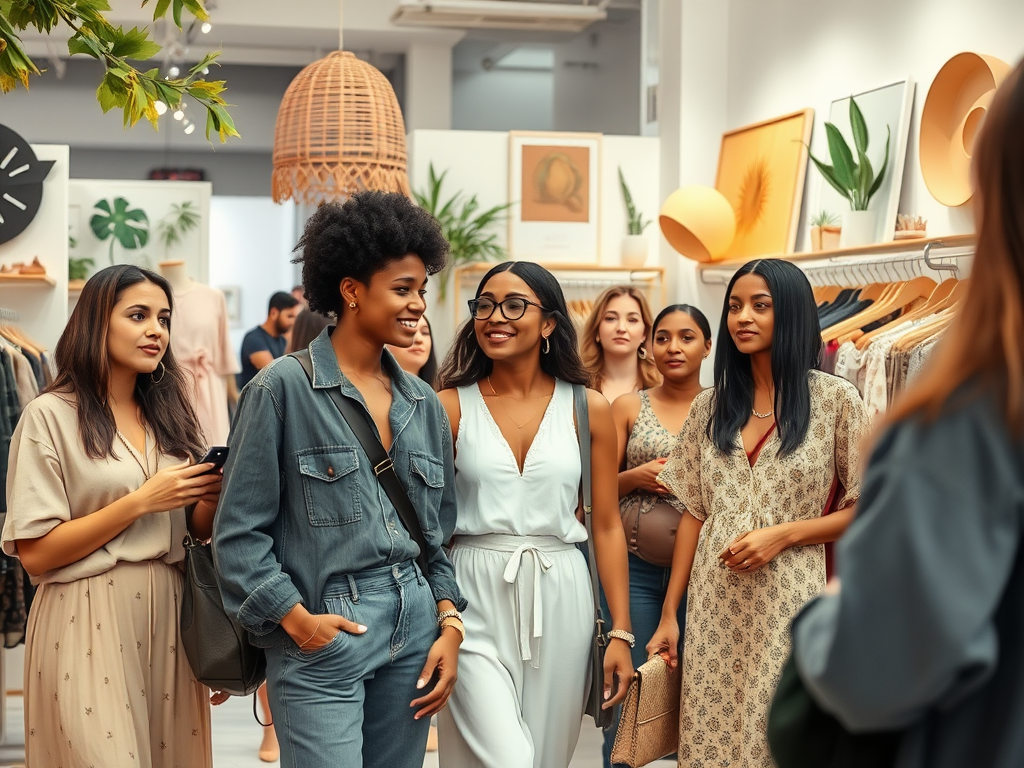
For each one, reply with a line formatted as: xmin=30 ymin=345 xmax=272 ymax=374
xmin=434 ymin=261 xmax=633 ymax=768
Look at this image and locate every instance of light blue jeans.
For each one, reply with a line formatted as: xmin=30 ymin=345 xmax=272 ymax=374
xmin=602 ymin=553 xmax=687 ymax=768
xmin=264 ymin=560 xmax=437 ymax=768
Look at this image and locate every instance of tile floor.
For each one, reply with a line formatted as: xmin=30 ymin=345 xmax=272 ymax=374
xmin=0 ymin=692 xmax=674 ymax=767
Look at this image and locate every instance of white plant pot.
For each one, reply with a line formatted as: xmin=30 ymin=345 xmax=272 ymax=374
xmin=621 ymin=234 xmax=648 ymax=268
xmin=839 ymin=210 xmax=878 ymax=248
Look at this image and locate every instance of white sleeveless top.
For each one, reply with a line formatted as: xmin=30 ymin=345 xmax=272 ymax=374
xmin=454 ymin=379 xmax=587 ymax=543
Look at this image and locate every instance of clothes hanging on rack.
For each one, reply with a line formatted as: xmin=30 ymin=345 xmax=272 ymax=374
xmin=0 ymin=313 xmax=42 ymax=647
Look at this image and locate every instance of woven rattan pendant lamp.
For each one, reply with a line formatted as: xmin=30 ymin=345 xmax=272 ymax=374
xmin=271 ymin=3 xmax=410 ymax=204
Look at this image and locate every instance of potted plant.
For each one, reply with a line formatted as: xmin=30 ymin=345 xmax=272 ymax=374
xmin=413 ymin=163 xmax=511 ymax=301
xmin=67 ymin=231 xmax=92 ymax=292
xmin=806 ymin=95 xmax=890 ymax=248
xmin=156 ymin=201 xmax=201 ymax=258
xmin=618 ymin=168 xmax=652 ymax=268
xmin=809 ymin=210 xmax=841 ymax=251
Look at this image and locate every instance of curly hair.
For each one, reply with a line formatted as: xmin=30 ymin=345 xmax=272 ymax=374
xmin=292 ymin=191 xmax=450 ymax=317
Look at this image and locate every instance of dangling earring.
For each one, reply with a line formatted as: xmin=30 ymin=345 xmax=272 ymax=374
xmin=151 ymin=361 xmax=166 ymax=384
xmin=637 ymin=346 xmax=647 ymax=360
xmin=542 ymin=336 xmax=551 ymax=354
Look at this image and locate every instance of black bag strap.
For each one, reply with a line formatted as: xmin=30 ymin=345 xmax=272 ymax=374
xmin=572 ymin=384 xmax=605 ymax=638
xmin=290 ymin=350 xmax=431 ymax=577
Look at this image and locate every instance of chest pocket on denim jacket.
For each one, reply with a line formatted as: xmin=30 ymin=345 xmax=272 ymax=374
xmin=408 ymin=452 xmax=444 ymax=531
xmin=298 ymin=448 xmax=361 ymax=526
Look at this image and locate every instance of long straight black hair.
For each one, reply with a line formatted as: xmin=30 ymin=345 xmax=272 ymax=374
xmin=48 ymin=265 xmax=205 ymax=461
xmin=709 ymin=259 xmax=821 ymax=456
xmin=437 ymin=261 xmax=589 ymax=389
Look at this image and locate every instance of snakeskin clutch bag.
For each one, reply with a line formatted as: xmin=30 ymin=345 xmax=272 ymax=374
xmin=611 ymin=654 xmax=682 ymax=767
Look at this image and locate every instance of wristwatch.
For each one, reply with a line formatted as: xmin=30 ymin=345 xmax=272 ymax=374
xmin=607 ymin=629 xmax=636 ymax=648
xmin=437 ymin=608 xmax=463 ymax=626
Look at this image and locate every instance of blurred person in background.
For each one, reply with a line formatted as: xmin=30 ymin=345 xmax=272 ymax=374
xmin=788 ymin=57 xmax=1024 ymax=768
xmin=237 ymin=291 xmax=300 ymax=389
xmin=387 ymin=315 xmax=438 ymax=390
xmin=581 ymin=286 xmax=660 ymax=404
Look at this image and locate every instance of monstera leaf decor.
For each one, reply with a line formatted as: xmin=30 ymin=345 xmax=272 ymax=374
xmin=90 ymin=197 xmax=150 ymax=264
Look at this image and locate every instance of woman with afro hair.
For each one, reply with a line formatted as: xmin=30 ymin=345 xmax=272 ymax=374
xmin=214 ymin=191 xmax=467 ymax=768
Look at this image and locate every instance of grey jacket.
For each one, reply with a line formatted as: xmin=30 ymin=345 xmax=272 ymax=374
xmin=793 ymin=385 xmax=1024 ymax=768
xmin=213 ymin=327 xmax=466 ymax=649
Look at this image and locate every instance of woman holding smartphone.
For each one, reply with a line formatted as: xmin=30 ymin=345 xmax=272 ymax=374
xmin=3 ymin=265 xmax=224 ymax=768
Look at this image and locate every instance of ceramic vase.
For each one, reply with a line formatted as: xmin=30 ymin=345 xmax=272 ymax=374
xmin=621 ymin=234 xmax=649 ymax=268
xmin=839 ymin=210 xmax=877 ymax=248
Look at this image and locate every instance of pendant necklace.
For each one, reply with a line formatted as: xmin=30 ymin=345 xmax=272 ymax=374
xmin=115 ymin=430 xmax=155 ymax=480
xmin=486 ymin=376 xmax=548 ymax=430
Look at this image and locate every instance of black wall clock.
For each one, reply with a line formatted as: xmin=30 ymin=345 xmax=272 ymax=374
xmin=0 ymin=124 xmax=56 ymax=245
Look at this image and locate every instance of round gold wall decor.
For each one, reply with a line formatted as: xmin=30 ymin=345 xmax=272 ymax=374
xmin=920 ymin=52 xmax=1010 ymax=207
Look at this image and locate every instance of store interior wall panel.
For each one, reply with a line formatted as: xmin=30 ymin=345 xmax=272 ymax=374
xmin=208 ymin=196 xmax=298 ymax=354
xmin=0 ymin=144 xmax=69 ymax=351
xmin=725 ymin=0 xmax=1024 ymax=253
xmin=452 ymin=69 xmax=555 ymax=132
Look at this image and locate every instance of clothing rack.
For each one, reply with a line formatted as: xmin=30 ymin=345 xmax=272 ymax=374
xmin=697 ymin=237 xmax=975 ymax=286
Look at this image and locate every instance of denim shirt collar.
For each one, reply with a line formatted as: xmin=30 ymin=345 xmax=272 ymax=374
xmin=306 ymin=326 xmax=425 ymax=406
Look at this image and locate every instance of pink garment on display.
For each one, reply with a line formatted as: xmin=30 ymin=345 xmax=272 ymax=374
xmin=170 ymin=283 xmax=240 ymax=446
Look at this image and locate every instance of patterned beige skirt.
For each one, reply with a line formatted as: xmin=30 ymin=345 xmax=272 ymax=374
xmin=23 ymin=559 xmax=212 ymax=768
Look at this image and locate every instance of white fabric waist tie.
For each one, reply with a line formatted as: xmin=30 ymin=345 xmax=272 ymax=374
xmin=453 ymin=533 xmax=578 ymax=669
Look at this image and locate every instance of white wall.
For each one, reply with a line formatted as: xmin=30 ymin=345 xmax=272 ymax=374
xmin=452 ymin=69 xmax=554 ymax=131
xmin=726 ymin=0 xmax=1024 ymax=250
xmin=208 ymin=197 xmax=298 ymax=353
xmin=408 ymin=129 xmax=660 ymax=351
xmin=670 ymin=0 xmax=1024 ymax=356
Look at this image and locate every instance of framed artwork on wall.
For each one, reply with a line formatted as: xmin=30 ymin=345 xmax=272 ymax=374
xmin=220 ymin=285 xmax=241 ymax=326
xmin=813 ymin=79 xmax=916 ymax=244
xmin=715 ymin=109 xmax=813 ymax=261
xmin=508 ymin=131 xmax=602 ymax=265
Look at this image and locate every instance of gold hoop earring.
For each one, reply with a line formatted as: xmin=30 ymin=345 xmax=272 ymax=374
xmin=542 ymin=336 xmax=551 ymax=354
xmin=637 ymin=346 xmax=647 ymax=360
xmin=151 ymin=361 xmax=166 ymax=384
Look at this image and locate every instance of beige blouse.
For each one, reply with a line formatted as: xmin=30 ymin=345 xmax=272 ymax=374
xmin=3 ymin=393 xmax=187 ymax=585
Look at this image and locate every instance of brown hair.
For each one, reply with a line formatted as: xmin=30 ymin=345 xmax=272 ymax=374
xmin=286 ymin=308 xmax=332 ymax=354
xmin=890 ymin=60 xmax=1024 ymax=429
xmin=48 ymin=265 xmax=205 ymax=460
xmin=580 ymin=285 xmax=660 ymax=392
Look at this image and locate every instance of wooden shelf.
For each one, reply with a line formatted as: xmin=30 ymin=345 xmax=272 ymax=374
xmin=0 ymin=273 xmax=56 ymax=287
xmin=696 ymin=233 xmax=977 ymax=271
xmin=68 ymin=279 xmax=86 ymax=295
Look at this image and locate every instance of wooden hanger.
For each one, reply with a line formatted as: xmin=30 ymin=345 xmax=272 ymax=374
xmin=822 ymin=277 xmax=937 ymax=343
xmin=854 ymin=279 xmax=960 ymax=350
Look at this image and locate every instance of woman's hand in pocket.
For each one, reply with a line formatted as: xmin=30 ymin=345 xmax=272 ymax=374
xmin=281 ymin=605 xmax=367 ymax=653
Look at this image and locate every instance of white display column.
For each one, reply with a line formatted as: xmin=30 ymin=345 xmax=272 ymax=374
xmin=658 ymin=0 xmax=729 ymax=315
xmin=405 ymin=42 xmax=457 ymax=131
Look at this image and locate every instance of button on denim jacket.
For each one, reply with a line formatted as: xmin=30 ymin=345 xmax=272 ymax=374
xmin=213 ymin=327 xmax=466 ymax=648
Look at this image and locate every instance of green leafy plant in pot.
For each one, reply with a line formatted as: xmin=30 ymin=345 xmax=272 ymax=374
xmin=806 ymin=95 xmax=890 ymax=248
xmin=413 ymin=163 xmax=511 ymax=301
xmin=618 ymin=167 xmax=651 ymax=268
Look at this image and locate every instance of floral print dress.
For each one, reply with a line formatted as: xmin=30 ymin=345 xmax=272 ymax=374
xmin=658 ymin=371 xmax=867 ymax=768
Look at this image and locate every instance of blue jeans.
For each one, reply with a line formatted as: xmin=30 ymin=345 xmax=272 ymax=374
xmin=264 ymin=561 xmax=437 ymax=768
xmin=602 ymin=553 xmax=686 ymax=768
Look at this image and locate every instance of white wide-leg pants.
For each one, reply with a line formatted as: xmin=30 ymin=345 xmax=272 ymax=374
xmin=438 ymin=534 xmax=594 ymax=768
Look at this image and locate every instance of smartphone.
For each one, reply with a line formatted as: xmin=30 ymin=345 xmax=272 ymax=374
xmin=198 ymin=446 xmax=229 ymax=475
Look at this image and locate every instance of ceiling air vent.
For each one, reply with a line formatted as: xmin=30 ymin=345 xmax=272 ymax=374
xmin=390 ymin=0 xmax=608 ymax=33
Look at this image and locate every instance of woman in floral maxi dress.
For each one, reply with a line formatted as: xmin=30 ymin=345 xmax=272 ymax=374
xmin=648 ymin=260 xmax=869 ymax=768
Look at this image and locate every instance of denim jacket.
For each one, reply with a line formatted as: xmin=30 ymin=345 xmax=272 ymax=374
xmin=213 ymin=327 xmax=466 ymax=648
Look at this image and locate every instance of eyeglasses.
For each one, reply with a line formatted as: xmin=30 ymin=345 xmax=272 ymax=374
xmin=468 ymin=296 xmax=549 ymax=321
